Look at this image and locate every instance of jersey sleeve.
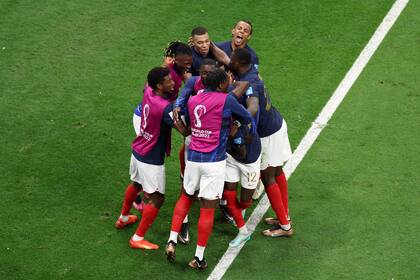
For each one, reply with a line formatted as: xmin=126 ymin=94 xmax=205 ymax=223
xmin=175 ymin=77 xmax=196 ymax=113
xmin=162 ymin=104 xmax=175 ymax=127
xmin=245 ymin=82 xmax=260 ymax=100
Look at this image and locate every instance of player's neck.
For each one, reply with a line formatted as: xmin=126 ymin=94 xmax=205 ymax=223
xmin=153 ymin=89 xmax=166 ymax=98
xmin=231 ymin=41 xmax=246 ymax=50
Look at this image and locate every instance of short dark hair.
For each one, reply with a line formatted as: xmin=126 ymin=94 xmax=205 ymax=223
xmin=204 ymin=68 xmax=228 ymax=91
xmin=234 ymin=20 xmax=253 ymax=34
xmin=165 ymin=41 xmax=193 ymax=58
xmin=191 ymin=26 xmax=208 ymax=37
xmin=231 ymin=48 xmax=251 ymax=65
xmin=147 ymin=67 xmax=170 ymax=90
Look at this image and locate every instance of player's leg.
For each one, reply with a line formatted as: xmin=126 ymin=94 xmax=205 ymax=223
xmin=188 ymin=198 xmax=217 ymax=270
xmin=188 ymin=160 xmax=225 ymax=269
xmin=115 ymin=181 xmax=141 ymax=229
xmin=166 ymin=159 xmax=198 ymax=261
xmin=165 ymin=189 xmax=195 ymax=262
xmin=228 ymin=159 xmax=260 ymax=247
xmin=115 ymin=154 xmax=144 ymax=229
xmin=129 ymin=161 xmax=166 ymax=249
xmin=178 ymin=141 xmax=190 ymax=244
xmin=223 ymin=182 xmax=244 ymax=228
xmin=130 ymin=191 xmax=164 ymax=249
xmin=263 ymin=120 xmax=293 ymax=227
xmin=261 ymin=166 xmax=292 ymax=237
xmin=265 ymin=166 xmax=291 ymax=225
xmin=222 ymin=154 xmax=242 ymax=225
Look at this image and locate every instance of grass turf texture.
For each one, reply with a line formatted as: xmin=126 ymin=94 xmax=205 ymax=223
xmin=225 ymin=1 xmax=420 ymax=279
xmin=1 ymin=0 xmax=418 ymax=279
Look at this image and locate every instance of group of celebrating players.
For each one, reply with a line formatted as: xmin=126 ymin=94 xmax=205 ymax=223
xmin=114 ymin=20 xmax=293 ymax=270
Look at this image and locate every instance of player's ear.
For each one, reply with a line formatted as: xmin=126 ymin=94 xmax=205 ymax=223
xmin=247 ymin=35 xmax=252 ymax=41
xmin=231 ymin=28 xmax=235 ymax=37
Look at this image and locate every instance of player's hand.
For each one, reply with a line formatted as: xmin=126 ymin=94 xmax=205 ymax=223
xmin=227 ymin=71 xmax=234 ymax=85
xmin=163 ymin=56 xmax=174 ymax=66
xmin=229 ymin=120 xmax=240 ymax=138
xmin=187 ymin=36 xmax=194 ymax=47
xmin=173 ymin=107 xmax=181 ymax=122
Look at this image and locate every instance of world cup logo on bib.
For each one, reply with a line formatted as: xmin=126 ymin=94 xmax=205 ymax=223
xmin=193 ymin=105 xmax=206 ymax=128
xmin=142 ymin=104 xmax=150 ymax=129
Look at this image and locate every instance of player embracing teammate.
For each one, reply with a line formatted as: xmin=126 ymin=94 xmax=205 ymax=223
xmin=113 ymin=19 xmax=294 ymax=270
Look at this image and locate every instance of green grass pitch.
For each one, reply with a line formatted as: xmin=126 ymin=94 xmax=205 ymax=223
xmin=1 ymin=0 xmax=419 ymax=279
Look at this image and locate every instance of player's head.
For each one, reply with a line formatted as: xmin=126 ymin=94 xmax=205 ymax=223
xmin=147 ymin=67 xmax=175 ymax=95
xmin=191 ymin=26 xmax=211 ymax=57
xmin=231 ymin=20 xmax=253 ymax=48
xmin=165 ymin=41 xmax=193 ymax=72
xmin=205 ymin=68 xmax=229 ymax=93
xmin=199 ymin=58 xmax=217 ymax=83
xmin=229 ymin=48 xmax=251 ymax=74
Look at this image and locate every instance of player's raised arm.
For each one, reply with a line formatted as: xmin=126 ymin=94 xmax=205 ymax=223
xmin=210 ymin=42 xmax=230 ymax=66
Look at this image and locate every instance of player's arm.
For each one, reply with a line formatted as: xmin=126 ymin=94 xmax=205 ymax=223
xmin=163 ymin=104 xmax=189 ymax=137
xmin=210 ymin=42 xmax=230 ymax=66
xmin=174 ymin=77 xmax=196 ymax=119
xmin=227 ymin=94 xmax=256 ymax=135
xmin=230 ymin=80 xmax=250 ymax=98
xmin=245 ymin=83 xmax=260 ymax=117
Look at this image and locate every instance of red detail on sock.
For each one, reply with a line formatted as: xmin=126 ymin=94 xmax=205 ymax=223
xmin=266 ymin=183 xmax=289 ymax=225
xmin=135 ymin=204 xmax=159 ymax=237
xmin=121 ymin=184 xmax=138 ymax=215
xmin=275 ymin=171 xmax=289 ymax=216
xmin=197 ymin=208 xmax=215 ymax=247
xmin=179 ymin=144 xmax=186 ymax=177
xmin=223 ymin=190 xmax=245 ymax=228
xmin=170 ymin=193 xmax=193 ymax=232
xmin=239 ymin=199 xmax=252 ymax=210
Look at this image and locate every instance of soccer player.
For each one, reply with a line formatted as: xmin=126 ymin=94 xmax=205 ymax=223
xmin=216 ymin=20 xmax=259 ymax=70
xmin=163 ymin=41 xmax=193 ymax=102
xmin=189 ymin=26 xmax=230 ymax=75
xmin=165 ymin=68 xmax=255 ymax=269
xmin=223 ymin=64 xmax=261 ymax=247
xmin=115 ymin=67 xmax=188 ymax=250
xmin=171 ymin=58 xmax=218 ymax=245
xmin=229 ymin=48 xmax=293 ymax=237
xmin=130 ymin=42 xmax=194 ymax=212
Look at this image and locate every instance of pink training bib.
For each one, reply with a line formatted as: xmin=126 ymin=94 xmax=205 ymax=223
xmin=132 ymin=86 xmax=170 ymax=156
xmin=187 ymin=91 xmax=228 ymax=153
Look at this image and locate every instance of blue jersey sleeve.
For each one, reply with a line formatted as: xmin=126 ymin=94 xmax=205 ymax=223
xmin=162 ymin=104 xmax=174 ymax=127
xmin=175 ymin=77 xmax=197 ymax=114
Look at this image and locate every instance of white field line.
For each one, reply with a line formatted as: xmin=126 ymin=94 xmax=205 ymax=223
xmin=207 ymin=0 xmax=409 ymax=279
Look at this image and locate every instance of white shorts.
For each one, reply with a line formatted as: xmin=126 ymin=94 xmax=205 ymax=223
xmin=133 ymin=114 xmax=141 ymax=136
xmin=183 ymin=160 xmax=226 ymax=200
xmin=225 ymin=154 xmax=261 ymax=190
xmin=129 ymin=155 xmax=165 ymax=194
xmin=260 ymin=120 xmax=292 ymax=170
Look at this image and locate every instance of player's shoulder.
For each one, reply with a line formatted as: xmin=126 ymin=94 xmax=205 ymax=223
xmin=215 ymin=41 xmax=231 ymax=50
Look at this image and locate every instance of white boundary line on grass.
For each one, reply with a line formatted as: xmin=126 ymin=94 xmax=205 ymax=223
xmin=208 ymin=0 xmax=409 ymax=279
